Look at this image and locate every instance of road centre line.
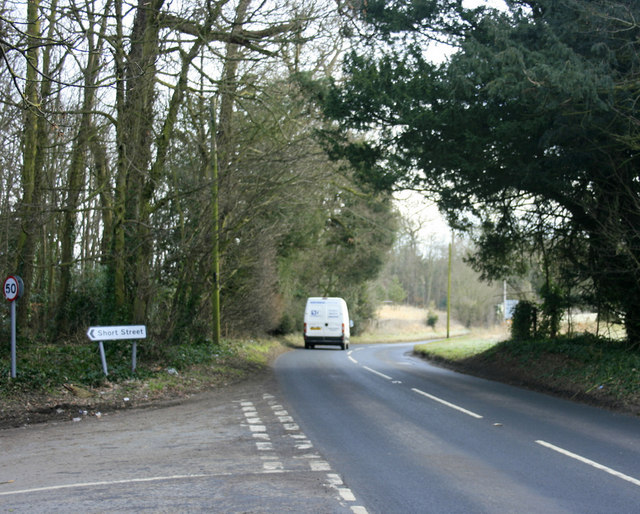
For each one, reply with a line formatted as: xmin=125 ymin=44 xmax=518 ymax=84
xmin=412 ymin=388 xmax=484 ymax=419
xmin=536 ymin=440 xmax=640 ymax=487
xmin=363 ymin=366 xmax=393 ymax=381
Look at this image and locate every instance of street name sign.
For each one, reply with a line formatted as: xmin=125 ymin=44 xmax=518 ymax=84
xmin=87 ymin=325 xmax=147 ymax=341
xmin=87 ymin=325 xmax=147 ymax=375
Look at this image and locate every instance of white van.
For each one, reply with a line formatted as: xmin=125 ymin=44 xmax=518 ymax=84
xmin=303 ymin=297 xmax=351 ymax=350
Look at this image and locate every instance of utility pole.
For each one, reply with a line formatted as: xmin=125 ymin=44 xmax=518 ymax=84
xmin=210 ymin=99 xmax=221 ymax=345
xmin=503 ymin=280 xmax=507 ymax=323
xmin=446 ymin=232 xmax=452 ymax=338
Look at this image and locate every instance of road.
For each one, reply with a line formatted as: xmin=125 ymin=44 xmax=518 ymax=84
xmin=1 ymin=342 xmax=638 ymax=512
xmin=0 ymin=374 xmax=362 ymax=513
xmin=275 ymin=342 xmax=640 ymax=513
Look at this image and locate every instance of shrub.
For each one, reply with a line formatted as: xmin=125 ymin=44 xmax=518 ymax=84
xmin=426 ymin=312 xmax=438 ymax=329
xmin=511 ymin=300 xmax=538 ymax=340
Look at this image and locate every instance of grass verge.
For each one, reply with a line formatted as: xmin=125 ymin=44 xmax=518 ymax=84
xmin=415 ymin=333 xmax=640 ymax=415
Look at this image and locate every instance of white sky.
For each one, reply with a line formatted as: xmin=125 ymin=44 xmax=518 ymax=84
xmin=394 ymin=190 xmax=451 ymax=245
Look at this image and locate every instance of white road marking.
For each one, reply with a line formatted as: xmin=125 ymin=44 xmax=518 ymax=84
xmin=262 ymin=460 xmax=284 ymax=472
xmin=536 ymin=440 xmax=640 ymax=487
xmin=348 ymin=355 xmax=358 ymax=364
xmin=326 ymin=473 xmax=343 ymax=486
xmin=363 ymin=366 xmax=392 ymax=381
xmin=237 ymin=396 xmax=368 ymax=512
xmin=412 ymin=388 xmax=483 ymax=419
xmin=338 ymin=488 xmax=356 ymax=501
xmin=0 ymin=474 xmax=215 ymax=496
xmin=310 ymin=460 xmax=331 ymax=471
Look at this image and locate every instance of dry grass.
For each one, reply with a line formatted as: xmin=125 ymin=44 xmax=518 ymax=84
xmin=354 ymin=304 xmax=471 ymax=343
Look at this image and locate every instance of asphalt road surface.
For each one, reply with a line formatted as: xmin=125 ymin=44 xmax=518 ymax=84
xmin=275 ymin=342 xmax=640 ymax=513
xmin=1 ymin=341 xmax=639 ymax=513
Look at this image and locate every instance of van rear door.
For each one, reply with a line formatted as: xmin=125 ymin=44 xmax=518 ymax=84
xmin=305 ymin=299 xmax=327 ymax=335
xmin=324 ymin=300 xmax=343 ymax=338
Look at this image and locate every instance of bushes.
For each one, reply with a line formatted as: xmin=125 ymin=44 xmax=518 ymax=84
xmin=510 ymin=288 xmax=569 ymax=341
xmin=426 ymin=312 xmax=438 ymax=329
xmin=511 ymin=300 xmax=538 ymax=340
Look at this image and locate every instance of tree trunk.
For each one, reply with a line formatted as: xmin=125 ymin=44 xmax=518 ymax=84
xmin=56 ymin=7 xmax=104 ymax=333
xmin=112 ymin=0 xmax=164 ymax=322
xmin=14 ymin=0 xmax=42 ymax=324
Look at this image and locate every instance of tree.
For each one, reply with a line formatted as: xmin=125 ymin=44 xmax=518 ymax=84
xmin=0 ymin=0 xmax=397 ymax=345
xmin=320 ymin=0 xmax=640 ymax=346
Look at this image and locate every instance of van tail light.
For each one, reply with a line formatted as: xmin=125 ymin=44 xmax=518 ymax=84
xmin=342 ymin=323 xmax=345 ymax=334
xmin=304 ymin=322 xmax=307 ymax=334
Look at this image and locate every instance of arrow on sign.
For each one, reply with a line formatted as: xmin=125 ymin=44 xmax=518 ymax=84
xmin=87 ymin=325 xmax=147 ymax=341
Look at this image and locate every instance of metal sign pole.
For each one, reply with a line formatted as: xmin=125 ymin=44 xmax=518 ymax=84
xmin=99 ymin=341 xmax=108 ymax=376
xmin=10 ymin=300 xmax=16 ymax=378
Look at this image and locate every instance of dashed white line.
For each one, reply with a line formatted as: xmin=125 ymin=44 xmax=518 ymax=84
xmin=241 ymin=395 xmax=368 ymax=513
xmin=326 ymin=473 xmax=343 ymax=486
xmin=310 ymin=460 xmax=331 ymax=471
xmin=536 ymin=440 xmax=640 ymax=487
xmin=412 ymin=388 xmax=483 ymax=419
xmin=363 ymin=366 xmax=392 ymax=381
xmin=338 ymin=488 xmax=357 ymax=501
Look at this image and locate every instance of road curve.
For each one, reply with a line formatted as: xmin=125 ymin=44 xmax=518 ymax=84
xmin=274 ymin=342 xmax=640 ymax=513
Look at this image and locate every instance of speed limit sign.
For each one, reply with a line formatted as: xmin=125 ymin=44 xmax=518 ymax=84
xmin=3 ymin=275 xmax=23 ymax=302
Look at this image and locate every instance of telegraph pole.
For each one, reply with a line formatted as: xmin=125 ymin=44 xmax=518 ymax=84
xmin=210 ymin=99 xmax=221 ymax=345
xmin=446 ymin=232 xmax=452 ymax=338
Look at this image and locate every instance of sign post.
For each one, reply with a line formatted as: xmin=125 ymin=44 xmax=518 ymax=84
xmin=4 ymin=275 xmax=24 ymax=378
xmin=86 ymin=325 xmax=147 ymax=375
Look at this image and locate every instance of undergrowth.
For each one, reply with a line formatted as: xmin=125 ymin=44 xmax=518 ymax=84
xmin=0 ymin=337 xmax=281 ymax=395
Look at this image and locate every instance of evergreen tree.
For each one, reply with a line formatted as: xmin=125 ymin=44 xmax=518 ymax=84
xmin=320 ymin=0 xmax=640 ymax=345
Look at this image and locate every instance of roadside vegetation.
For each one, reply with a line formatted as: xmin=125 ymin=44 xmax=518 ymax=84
xmin=0 ymin=337 xmax=290 ymax=427
xmin=415 ymin=330 xmax=640 ymax=416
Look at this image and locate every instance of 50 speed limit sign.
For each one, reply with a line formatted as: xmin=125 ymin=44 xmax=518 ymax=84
xmin=3 ymin=275 xmax=23 ymax=302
